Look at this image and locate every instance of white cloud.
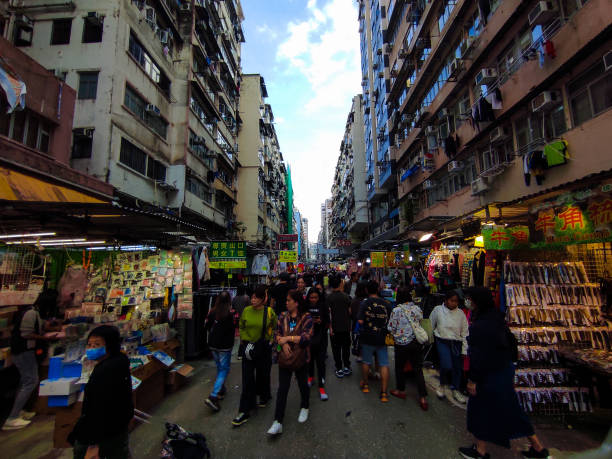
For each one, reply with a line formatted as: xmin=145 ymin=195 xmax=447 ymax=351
xmin=255 ymin=24 xmax=278 ymax=40
xmin=272 ymin=0 xmax=361 ymax=242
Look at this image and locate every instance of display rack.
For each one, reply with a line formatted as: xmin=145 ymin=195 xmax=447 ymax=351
xmin=505 ymin=261 xmax=611 ymax=418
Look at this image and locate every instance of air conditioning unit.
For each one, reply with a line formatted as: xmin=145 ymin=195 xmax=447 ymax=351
xmin=489 ymin=126 xmax=508 ymax=143
xmin=423 ymin=180 xmax=435 ymax=190
xmin=460 ymin=37 xmax=475 ymax=57
xmin=448 ymin=161 xmax=464 ymax=172
xmin=399 ymin=46 xmax=409 ymax=58
xmin=425 ymin=125 xmax=437 ymax=136
xmin=144 ymin=6 xmax=156 ymax=24
xmin=73 ymin=128 xmax=94 ymax=138
xmin=528 ymin=1 xmax=557 ymax=26
xmin=471 ymin=177 xmax=489 ymax=195
xmin=17 ymin=27 xmax=33 ymax=43
xmin=603 ymin=50 xmax=612 ymax=72
xmin=86 ymin=12 xmax=103 ymax=23
xmin=449 ymin=59 xmax=463 ymax=79
xmin=146 ymin=104 xmax=161 ymax=116
xmin=531 ymin=91 xmax=559 ymax=112
xmin=475 ymin=68 xmax=498 ymax=86
xmin=15 ymin=14 xmax=33 ymax=26
xmin=180 ymin=3 xmax=191 ymax=11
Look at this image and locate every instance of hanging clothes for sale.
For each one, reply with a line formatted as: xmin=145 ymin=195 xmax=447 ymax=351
xmin=251 ymin=254 xmax=270 ymax=275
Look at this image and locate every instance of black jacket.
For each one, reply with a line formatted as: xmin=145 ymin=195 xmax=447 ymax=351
xmin=467 ymin=309 xmax=514 ymax=383
xmin=72 ymin=353 xmax=134 ymax=445
xmin=205 ymin=311 xmax=235 ymax=351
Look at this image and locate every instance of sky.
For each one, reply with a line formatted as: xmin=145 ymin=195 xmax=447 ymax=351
xmin=240 ymin=0 xmax=362 ymax=243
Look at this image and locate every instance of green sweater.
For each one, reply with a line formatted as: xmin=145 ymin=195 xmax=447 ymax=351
xmin=239 ymin=306 xmax=277 ymax=343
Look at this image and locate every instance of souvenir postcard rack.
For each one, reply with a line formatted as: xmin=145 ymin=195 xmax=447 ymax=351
xmin=505 ymin=261 xmax=611 ymax=417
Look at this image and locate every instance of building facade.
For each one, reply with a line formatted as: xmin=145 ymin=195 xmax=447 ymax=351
xmin=358 ymin=0 xmax=398 ymax=248
xmin=381 ymin=0 xmax=611 ymax=238
xmin=2 ymin=0 xmax=245 ymax=237
xmin=329 ymin=94 xmax=369 ymax=256
xmin=235 ymin=73 xmax=287 ymax=248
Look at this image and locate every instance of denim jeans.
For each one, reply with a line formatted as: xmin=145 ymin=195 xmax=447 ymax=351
xmin=435 ymin=338 xmax=462 ymax=389
xmin=211 ymin=350 xmax=232 ymax=397
xmin=9 ymin=350 xmax=39 ymax=419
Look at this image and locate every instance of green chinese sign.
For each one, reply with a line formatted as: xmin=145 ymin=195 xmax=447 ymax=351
xmin=483 ymin=226 xmax=530 ymax=250
xmin=210 ymin=241 xmax=246 ymax=259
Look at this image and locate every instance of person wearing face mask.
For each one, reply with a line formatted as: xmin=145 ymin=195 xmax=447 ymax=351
xmin=430 ymin=290 xmax=469 ymax=404
xmin=70 ymin=325 xmax=133 ymax=459
xmin=306 ymin=289 xmax=330 ymax=400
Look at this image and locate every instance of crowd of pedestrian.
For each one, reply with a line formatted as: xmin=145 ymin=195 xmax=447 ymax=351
xmin=199 ymin=269 xmax=551 ymax=458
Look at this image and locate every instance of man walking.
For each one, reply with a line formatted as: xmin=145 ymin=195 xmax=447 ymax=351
xmin=327 ymin=275 xmax=352 ymax=378
xmin=358 ymin=280 xmax=392 ymax=402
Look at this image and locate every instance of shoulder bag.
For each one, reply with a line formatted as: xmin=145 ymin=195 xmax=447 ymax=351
xmin=403 ymin=305 xmax=429 ymax=345
xmin=278 ymin=314 xmax=308 ymax=370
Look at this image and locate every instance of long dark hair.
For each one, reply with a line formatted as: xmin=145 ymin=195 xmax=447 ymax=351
xmin=464 ymin=287 xmax=496 ymax=320
xmin=87 ymin=325 xmax=121 ymax=356
xmin=213 ymin=291 xmax=232 ymax=320
xmin=287 ymin=289 xmax=307 ymax=314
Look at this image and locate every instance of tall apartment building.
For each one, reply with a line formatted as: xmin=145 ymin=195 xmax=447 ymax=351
xmin=358 ymin=0 xmax=398 ymax=248
xmin=383 ymin=0 xmax=612 ymax=237
xmin=301 ymin=217 xmax=309 ymax=260
xmin=2 ymin=0 xmax=245 ymax=237
xmin=330 ymin=95 xmax=369 ymax=255
xmin=235 ymin=74 xmax=287 ymax=248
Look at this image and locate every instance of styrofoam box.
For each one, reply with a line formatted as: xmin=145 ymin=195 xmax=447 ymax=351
xmin=39 ymin=377 xmax=81 ymax=396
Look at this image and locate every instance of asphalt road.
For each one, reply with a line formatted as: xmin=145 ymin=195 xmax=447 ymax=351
xmin=128 ymin=354 xmax=603 ymax=459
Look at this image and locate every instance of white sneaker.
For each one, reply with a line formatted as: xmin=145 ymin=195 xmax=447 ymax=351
xmin=298 ymin=408 xmax=309 ymax=423
xmin=444 ymin=386 xmax=454 ymax=401
xmin=436 ymin=386 xmax=446 ymax=399
xmin=20 ymin=411 xmax=36 ymax=420
xmin=266 ymin=420 xmax=283 ymax=435
xmin=453 ymin=390 xmax=467 ymax=404
xmin=2 ymin=417 xmax=31 ymax=431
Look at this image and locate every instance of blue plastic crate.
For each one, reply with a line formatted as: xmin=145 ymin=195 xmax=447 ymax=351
xmin=48 ymin=356 xmax=63 ymax=379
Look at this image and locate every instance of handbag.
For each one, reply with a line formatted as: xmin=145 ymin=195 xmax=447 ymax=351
xmin=277 ymin=314 xmax=308 ymax=370
xmin=244 ymin=307 xmax=269 ymax=361
xmin=403 ymin=306 xmax=429 ymax=345
xmin=385 ymin=333 xmax=395 ymax=346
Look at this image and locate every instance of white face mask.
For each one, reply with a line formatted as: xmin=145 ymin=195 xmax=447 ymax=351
xmin=465 ymin=299 xmax=474 ymax=310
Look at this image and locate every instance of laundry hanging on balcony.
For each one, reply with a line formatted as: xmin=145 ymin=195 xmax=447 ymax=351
xmin=0 ymin=57 xmax=27 ymax=113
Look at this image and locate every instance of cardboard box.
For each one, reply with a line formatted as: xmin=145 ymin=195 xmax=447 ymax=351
xmin=165 ymin=364 xmax=194 ymax=393
xmin=39 ymin=378 xmax=81 ymax=397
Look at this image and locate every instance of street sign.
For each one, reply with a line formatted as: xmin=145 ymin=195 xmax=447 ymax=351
xmin=210 ymin=241 xmax=246 ymax=259
xmin=336 ymin=239 xmax=352 ymax=247
xmin=277 ymin=234 xmax=298 ymax=242
xmin=279 ymin=250 xmax=298 ymax=262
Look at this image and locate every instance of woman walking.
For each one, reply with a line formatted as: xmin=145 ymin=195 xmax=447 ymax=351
xmin=232 ymin=285 xmax=277 ymax=427
xmin=459 ymin=287 xmax=550 ymax=459
xmin=205 ymin=291 xmax=235 ymax=412
xmin=267 ymin=290 xmax=314 ymax=435
xmin=387 ymin=287 xmax=428 ymax=411
xmin=306 ymin=288 xmax=330 ymax=400
xmin=430 ymin=290 xmax=468 ymax=404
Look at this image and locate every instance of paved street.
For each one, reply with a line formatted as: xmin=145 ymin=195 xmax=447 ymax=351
xmin=0 ymin=352 xmax=605 ymax=459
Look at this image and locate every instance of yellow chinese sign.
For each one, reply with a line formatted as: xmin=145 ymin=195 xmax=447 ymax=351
xmin=209 ymin=260 xmax=247 ymax=269
xmin=210 ymin=241 xmax=246 ymax=259
xmin=370 ymin=252 xmax=385 ymax=268
xmin=279 ymin=250 xmax=298 ymax=262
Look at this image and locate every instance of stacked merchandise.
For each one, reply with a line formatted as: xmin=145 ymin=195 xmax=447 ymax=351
xmin=505 ymin=261 xmax=612 ymax=414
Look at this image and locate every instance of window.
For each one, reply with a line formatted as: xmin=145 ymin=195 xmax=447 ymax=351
xmin=82 ymin=14 xmax=103 ymax=43
xmin=128 ymin=32 xmax=170 ymax=96
xmin=78 ymin=71 xmax=99 ymax=99
xmin=186 ymin=175 xmax=212 ymax=204
xmin=72 ymin=130 xmax=93 ymax=158
xmin=119 ymin=138 xmax=167 ymax=181
xmin=569 ymin=61 xmax=612 ymax=127
xmin=51 ymin=19 xmax=72 ymax=45
xmin=124 ymin=85 xmax=168 ymax=138
xmin=0 ymin=110 xmax=51 ymax=152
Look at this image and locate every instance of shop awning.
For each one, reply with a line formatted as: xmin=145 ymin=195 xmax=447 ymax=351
xmin=0 ymin=167 xmax=107 ymax=204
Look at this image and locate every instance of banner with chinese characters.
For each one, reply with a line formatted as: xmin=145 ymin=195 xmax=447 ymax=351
xmin=531 ymin=195 xmax=612 ymax=247
xmin=209 ymin=241 xmax=246 ymax=260
xmin=370 ymin=252 xmax=385 ymax=268
xmin=209 ymin=260 xmax=247 ymax=269
xmin=279 ymin=250 xmax=298 ymax=263
xmin=483 ymin=225 xmax=530 ymax=250
xmin=384 ymin=251 xmax=404 ymax=267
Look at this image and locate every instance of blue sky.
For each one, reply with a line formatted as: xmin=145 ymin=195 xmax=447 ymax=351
xmin=240 ymin=0 xmax=362 ymax=242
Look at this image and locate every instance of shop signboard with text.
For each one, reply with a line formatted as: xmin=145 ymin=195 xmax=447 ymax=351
xmin=279 ymin=250 xmax=298 ymax=262
xmin=483 ymin=226 xmax=530 ymax=250
xmin=370 ymin=252 xmax=385 ymax=268
xmin=277 ymin=234 xmax=298 ymax=242
xmin=209 ymin=260 xmax=247 ymax=269
xmin=209 ymin=241 xmax=246 ymax=259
